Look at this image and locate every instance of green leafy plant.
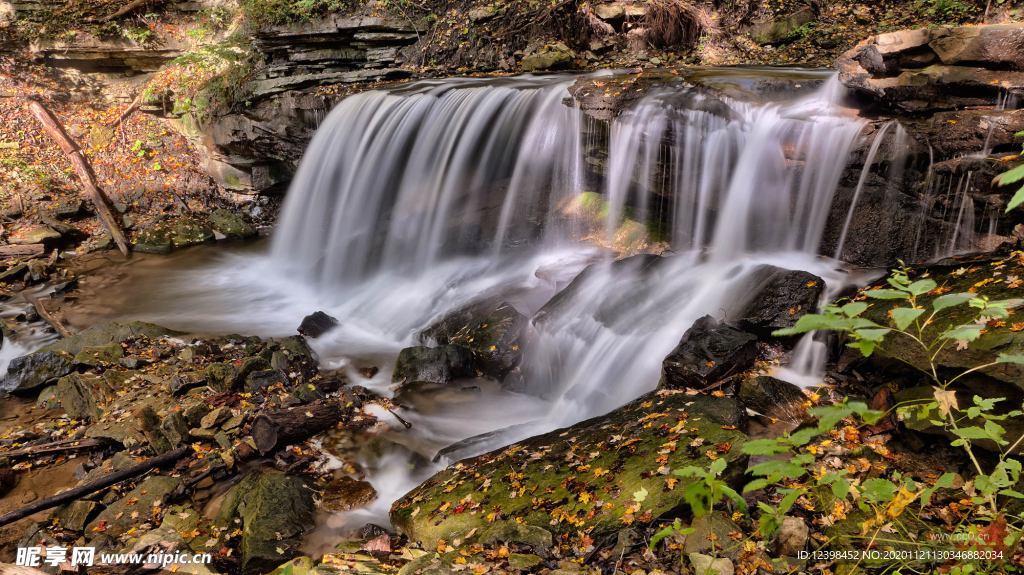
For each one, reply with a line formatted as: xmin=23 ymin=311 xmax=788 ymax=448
xmin=992 ymin=130 xmax=1024 ymax=212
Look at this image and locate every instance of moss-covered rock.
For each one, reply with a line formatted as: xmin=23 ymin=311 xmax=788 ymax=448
xmin=390 ymin=391 xmax=749 ymax=549
xmin=859 ymin=257 xmax=1024 ymax=389
xmin=56 ymin=373 xmax=108 ymax=420
xmin=208 ymin=209 xmax=257 ymax=238
xmin=40 ymin=321 xmax=179 ymax=356
xmin=74 ymin=342 xmax=125 ymax=366
xmin=169 ymin=218 xmax=216 ymax=248
xmin=237 ymin=470 xmax=316 ymax=575
xmin=132 ymin=226 xmax=174 ymax=254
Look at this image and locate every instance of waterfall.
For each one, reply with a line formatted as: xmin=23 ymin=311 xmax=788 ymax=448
xmin=835 ymin=122 xmax=892 ymax=259
xmin=77 ymin=71 xmax=875 ymax=541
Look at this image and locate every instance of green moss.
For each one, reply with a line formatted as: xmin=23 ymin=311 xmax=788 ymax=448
xmin=390 ymin=392 xmax=749 ymax=549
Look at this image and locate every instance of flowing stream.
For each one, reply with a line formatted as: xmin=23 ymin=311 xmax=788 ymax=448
xmin=61 ymin=70 xmax=876 ymax=545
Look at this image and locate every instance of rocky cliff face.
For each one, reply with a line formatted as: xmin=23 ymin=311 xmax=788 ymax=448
xmin=836 ymin=24 xmax=1024 ymax=112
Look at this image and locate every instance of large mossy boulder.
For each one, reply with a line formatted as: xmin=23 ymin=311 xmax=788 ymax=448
xmin=735 ymin=265 xmax=824 ymax=337
xmin=39 ymin=321 xmax=179 ymax=356
xmin=56 ymin=373 xmax=108 ymax=420
xmin=208 ymin=209 xmax=256 ymax=238
xmin=216 ymin=469 xmax=316 ymax=575
xmin=3 ymin=350 xmax=75 ymax=393
xmin=857 ymin=259 xmax=1024 ymax=391
xmin=659 ymin=316 xmax=758 ymax=389
xmin=390 ymin=392 xmax=749 ymax=549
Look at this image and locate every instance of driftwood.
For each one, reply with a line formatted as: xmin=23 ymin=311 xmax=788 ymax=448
xmin=0 ymin=437 xmax=113 ymax=459
xmin=23 ymin=292 xmax=73 ymax=338
xmin=0 ymin=445 xmax=190 ymax=528
xmin=108 ymin=93 xmax=143 ymax=130
xmin=23 ymin=96 xmax=129 ymax=256
xmin=251 ymin=401 xmax=345 ymax=453
xmin=99 ymin=0 xmax=151 ymax=22
xmin=0 ymin=245 xmax=45 ymax=258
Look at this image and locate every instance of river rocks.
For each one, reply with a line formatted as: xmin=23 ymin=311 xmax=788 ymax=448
xmin=659 ymin=316 xmax=758 ymax=389
xmin=738 ymin=376 xmax=813 ymax=426
xmin=131 ymin=219 xmax=215 ymax=253
xmin=40 ymin=321 xmax=178 ymax=356
xmin=56 ymin=373 xmax=106 ymax=420
xmin=390 ymin=391 xmax=749 ymax=549
xmin=521 ymin=43 xmax=575 ymax=72
xmin=73 ymin=342 xmax=125 ymax=366
xmin=87 ymin=475 xmax=182 ymax=538
xmin=684 ymin=513 xmax=745 ymax=561
xmin=208 ymin=208 xmax=257 ymax=238
xmin=735 ymin=266 xmax=824 ymax=337
xmin=9 ymin=225 xmax=61 ymax=245
xmin=3 ymin=350 xmax=76 ymax=393
xmin=836 ymin=24 xmax=1024 ymax=112
xmin=322 ymin=475 xmax=378 ymax=511
xmin=392 ymin=345 xmax=475 ymax=389
xmin=419 ymin=299 xmax=529 ymax=380
xmin=298 ymin=311 xmax=340 ymax=338
xmin=246 ymin=369 xmax=289 ymax=394
xmin=220 ymin=470 xmax=316 ymax=575
xmin=689 ymin=554 xmax=734 ymax=575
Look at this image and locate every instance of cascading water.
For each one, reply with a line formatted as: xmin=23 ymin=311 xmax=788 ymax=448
xmin=66 ymin=71 xmax=875 ymax=545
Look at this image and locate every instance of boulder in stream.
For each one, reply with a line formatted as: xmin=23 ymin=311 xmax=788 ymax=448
xmin=208 ymin=208 xmax=257 ymax=238
xmin=659 ymin=315 xmax=758 ymax=389
xmin=322 ymin=475 xmax=378 ymax=511
xmin=738 ymin=375 xmax=814 ymax=426
xmin=392 ymin=345 xmax=475 ymax=388
xmin=734 ymin=265 xmax=824 ymax=337
xmin=419 ymin=298 xmax=529 ymax=380
xmin=3 ymin=350 xmax=76 ymax=394
xmin=297 ymin=311 xmax=339 ymax=338
xmin=390 ymin=391 xmax=748 ymax=549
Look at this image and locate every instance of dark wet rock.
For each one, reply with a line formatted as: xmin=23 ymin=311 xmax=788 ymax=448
xmin=836 ymin=24 xmax=1024 ymax=112
xmin=4 ymin=350 xmax=76 ymax=394
xmin=0 ymin=469 xmax=17 ymax=498
xmin=161 ymin=412 xmax=191 ymax=449
xmin=34 ymin=385 xmax=60 ymax=410
xmin=298 ymin=311 xmax=340 ymax=338
xmin=49 ymin=500 xmax=98 ymax=532
xmin=390 ymin=392 xmax=748 ymax=548
xmin=323 ymin=476 xmax=379 ymax=511
xmin=738 ymin=376 xmax=813 ymax=426
xmin=392 ymin=345 xmax=475 ymax=388
xmin=40 ymin=321 xmax=178 ymax=356
xmin=56 ymin=374 xmax=106 ymax=420
xmin=208 ymin=209 xmax=257 ymax=238
xmin=246 ymin=369 xmax=289 ymax=394
xmin=734 ymin=266 xmax=824 ymax=337
xmin=86 ymin=475 xmax=181 ymax=539
xmin=420 ymin=299 xmax=529 ymax=380
xmin=659 ymin=316 xmax=758 ymax=389
xmin=362 ymin=524 xmax=393 ymax=539
xmin=0 ymin=263 xmax=28 ymax=282
xmin=73 ymin=342 xmax=125 ymax=366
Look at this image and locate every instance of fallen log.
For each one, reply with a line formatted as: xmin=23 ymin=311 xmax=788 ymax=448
xmin=0 ymin=437 xmax=113 ymax=459
xmin=0 ymin=245 xmax=45 ymax=258
xmin=108 ymin=93 xmax=143 ymax=130
xmin=0 ymin=445 xmax=190 ymax=528
xmin=251 ymin=401 xmax=345 ymax=453
xmin=23 ymin=96 xmax=129 ymax=256
xmin=23 ymin=292 xmax=74 ymax=338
